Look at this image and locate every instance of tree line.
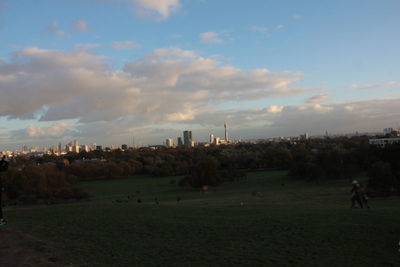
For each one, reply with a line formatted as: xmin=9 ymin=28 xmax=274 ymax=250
xmin=1 ymin=136 xmax=399 ymax=204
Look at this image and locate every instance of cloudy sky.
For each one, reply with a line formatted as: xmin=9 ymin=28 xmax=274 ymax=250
xmin=0 ymin=0 xmax=400 ymax=150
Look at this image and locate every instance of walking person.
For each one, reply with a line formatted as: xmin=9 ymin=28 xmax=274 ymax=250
xmin=0 ymin=155 xmax=10 ymax=225
xmin=351 ymin=180 xmax=369 ymax=208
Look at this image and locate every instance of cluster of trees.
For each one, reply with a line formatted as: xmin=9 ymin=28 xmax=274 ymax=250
xmin=2 ymin=136 xmax=399 ymax=203
xmin=179 ymin=156 xmax=246 ymax=188
xmin=2 ymin=163 xmax=88 ymax=204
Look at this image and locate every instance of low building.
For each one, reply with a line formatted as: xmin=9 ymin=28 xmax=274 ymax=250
xmin=369 ymin=137 xmax=400 ymax=148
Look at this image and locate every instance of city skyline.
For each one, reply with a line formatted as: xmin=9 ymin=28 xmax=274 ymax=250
xmin=1 ymin=0 xmax=400 ymax=150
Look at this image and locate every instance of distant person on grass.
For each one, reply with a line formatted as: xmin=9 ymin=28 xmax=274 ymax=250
xmin=0 ymin=155 xmax=10 ymax=225
xmin=351 ymin=180 xmax=370 ymax=209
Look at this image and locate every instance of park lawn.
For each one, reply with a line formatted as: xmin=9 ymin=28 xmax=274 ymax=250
xmin=5 ymin=171 xmax=400 ymax=267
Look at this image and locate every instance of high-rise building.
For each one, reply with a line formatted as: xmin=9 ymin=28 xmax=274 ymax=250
xmin=183 ymin=130 xmax=193 ymax=147
xmin=224 ymin=123 xmax=228 ymax=142
xmin=215 ymin=137 xmax=220 ymax=145
xmin=209 ymin=134 xmax=214 ymax=144
xmin=166 ymin=138 xmax=175 ymax=148
xmin=177 ymin=137 xmax=183 ymax=146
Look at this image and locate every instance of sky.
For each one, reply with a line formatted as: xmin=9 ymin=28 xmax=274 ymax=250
xmin=0 ymin=0 xmax=400 ymax=150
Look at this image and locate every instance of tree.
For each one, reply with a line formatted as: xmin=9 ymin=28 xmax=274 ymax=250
xmin=187 ymin=156 xmax=221 ymax=188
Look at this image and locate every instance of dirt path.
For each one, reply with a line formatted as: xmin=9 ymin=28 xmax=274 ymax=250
xmin=0 ymin=226 xmax=74 ymax=267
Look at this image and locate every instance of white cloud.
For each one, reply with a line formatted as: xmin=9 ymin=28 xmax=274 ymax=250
xmin=306 ymin=93 xmax=330 ymax=103
xmin=26 ymin=122 xmax=69 ymax=137
xmin=72 ymin=19 xmax=89 ymax=32
xmin=349 ymin=81 xmax=397 ymax=89
xmin=292 ymin=15 xmax=301 ymax=20
xmin=111 ymin=41 xmax=139 ymax=50
xmin=266 ymin=105 xmax=283 ymax=113
xmin=75 ymin=41 xmax=139 ymax=51
xmin=200 ymin=32 xmax=223 ymax=44
xmin=0 ymin=47 xmax=303 ymax=126
xmin=250 ymin=26 xmax=268 ymax=33
xmin=344 ymin=105 xmax=354 ymax=112
xmin=128 ymin=0 xmax=181 ymax=20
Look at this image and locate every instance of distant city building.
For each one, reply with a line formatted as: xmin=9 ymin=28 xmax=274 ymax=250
xmin=300 ymin=132 xmax=309 ymax=140
xmin=177 ymin=137 xmax=183 ymax=146
xmin=383 ymin=128 xmax=394 ymax=135
xmin=209 ymin=134 xmax=214 ymax=144
xmin=121 ymin=144 xmax=128 ymax=150
xmin=166 ymin=138 xmax=175 ymax=148
xmin=224 ymin=123 xmax=229 ymax=142
xmin=183 ymin=130 xmax=193 ymax=147
xmin=383 ymin=127 xmax=400 ymax=137
xmin=369 ymin=137 xmax=400 ymax=148
xmin=214 ymin=137 xmax=220 ymax=145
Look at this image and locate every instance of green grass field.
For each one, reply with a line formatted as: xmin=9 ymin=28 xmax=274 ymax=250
xmin=5 ymin=171 xmax=400 ymax=266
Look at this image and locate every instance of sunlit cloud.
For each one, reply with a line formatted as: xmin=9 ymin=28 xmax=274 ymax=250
xmin=26 ymin=122 xmax=69 ymax=137
xmin=200 ymin=32 xmax=224 ymax=44
xmin=128 ymin=0 xmax=181 ymax=20
xmin=306 ymin=93 xmax=331 ymax=103
xmin=0 ymin=47 xmax=303 ymax=125
xmin=349 ymin=81 xmax=397 ymax=89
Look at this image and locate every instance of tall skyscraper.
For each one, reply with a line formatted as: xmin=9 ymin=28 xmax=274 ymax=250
xmin=209 ymin=134 xmax=214 ymax=144
xmin=224 ymin=123 xmax=228 ymax=142
xmin=166 ymin=138 xmax=175 ymax=147
xmin=183 ymin=130 xmax=193 ymax=147
xmin=177 ymin=137 xmax=183 ymax=146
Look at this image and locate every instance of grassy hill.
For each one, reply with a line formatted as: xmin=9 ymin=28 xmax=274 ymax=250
xmin=4 ymin=171 xmax=400 ymax=266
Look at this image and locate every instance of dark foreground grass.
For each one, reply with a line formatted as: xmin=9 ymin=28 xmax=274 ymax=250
xmin=5 ymin=171 xmax=400 ymax=267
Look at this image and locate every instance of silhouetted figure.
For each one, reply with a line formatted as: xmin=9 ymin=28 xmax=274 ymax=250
xmin=0 ymin=155 xmax=9 ymax=225
xmin=154 ymin=197 xmax=159 ymax=205
xmin=137 ymin=199 xmax=141 ymax=203
xmin=351 ymin=180 xmax=369 ymax=208
xmin=176 ymin=196 xmax=181 ymax=203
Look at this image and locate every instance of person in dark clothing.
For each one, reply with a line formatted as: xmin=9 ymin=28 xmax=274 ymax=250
xmin=0 ymin=155 xmax=9 ymax=225
xmin=351 ymin=180 xmax=363 ymax=208
xmin=351 ymin=180 xmax=370 ymax=208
